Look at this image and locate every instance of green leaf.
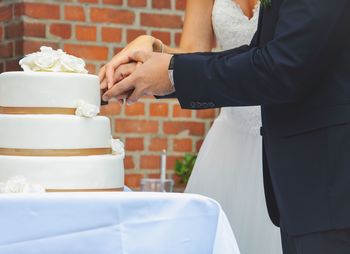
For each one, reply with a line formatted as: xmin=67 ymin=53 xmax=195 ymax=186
xmin=174 ymin=153 xmax=198 ymax=184
xmin=261 ymin=0 xmax=271 ymax=8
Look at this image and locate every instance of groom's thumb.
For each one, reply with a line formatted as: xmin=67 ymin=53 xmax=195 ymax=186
xmin=130 ymin=50 xmax=151 ymax=63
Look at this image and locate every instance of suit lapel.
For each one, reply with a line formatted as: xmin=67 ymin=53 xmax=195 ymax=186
xmin=255 ymin=6 xmax=265 ymax=46
xmin=257 ymin=0 xmax=282 ymax=46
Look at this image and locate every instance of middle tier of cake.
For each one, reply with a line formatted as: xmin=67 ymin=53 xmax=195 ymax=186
xmin=0 ymin=115 xmax=112 ymax=151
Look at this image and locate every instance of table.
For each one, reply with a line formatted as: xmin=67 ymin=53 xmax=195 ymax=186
xmin=0 ymin=192 xmax=240 ymax=254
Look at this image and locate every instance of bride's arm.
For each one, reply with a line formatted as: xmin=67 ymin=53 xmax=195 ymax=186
xmin=99 ymin=0 xmax=215 ymax=89
xmin=164 ymin=0 xmax=215 ymax=53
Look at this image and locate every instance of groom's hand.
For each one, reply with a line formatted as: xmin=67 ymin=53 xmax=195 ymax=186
xmin=102 ymin=51 xmax=174 ymax=105
xmin=100 ymin=62 xmax=141 ymax=104
xmin=98 ymin=35 xmax=157 ymax=90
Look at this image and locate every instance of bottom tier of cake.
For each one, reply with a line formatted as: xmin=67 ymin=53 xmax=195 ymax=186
xmin=0 ymin=154 xmax=124 ymax=191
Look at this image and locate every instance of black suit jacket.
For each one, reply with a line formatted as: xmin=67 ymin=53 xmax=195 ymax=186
xmin=172 ymin=0 xmax=350 ymax=236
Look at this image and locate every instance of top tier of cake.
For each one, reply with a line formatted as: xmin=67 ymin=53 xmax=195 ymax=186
xmin=0 ymin=72 xmax=100 ymax=109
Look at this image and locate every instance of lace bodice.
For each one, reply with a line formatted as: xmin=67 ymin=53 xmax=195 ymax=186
xmin=212 ymin=0 xmax=261 ymax=133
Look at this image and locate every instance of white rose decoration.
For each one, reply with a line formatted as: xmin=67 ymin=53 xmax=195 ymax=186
xmin=60 ymin=53 xmax=88 ymax=73
xmin=111 ymin=139 xmax=125 ymax=157
xmin=19 ymin=46 xmax=88 ymax=73
xmin=33 ymin=53 xmax=60 ymax=72
xmin=75 ymin=100 xmax=100 ymax=118
xmin=0 ymin=176 xmax=45 ymax=193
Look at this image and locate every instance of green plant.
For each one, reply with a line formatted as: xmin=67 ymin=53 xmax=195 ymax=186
xmin=174 ymin=153 xmax=197 ymax=184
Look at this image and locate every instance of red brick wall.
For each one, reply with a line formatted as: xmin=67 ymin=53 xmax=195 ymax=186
xmin=0 ymin=0 xmax=218 ymax=190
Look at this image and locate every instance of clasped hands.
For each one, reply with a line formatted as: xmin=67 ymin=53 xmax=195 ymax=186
xmin=99 ymin=35 xmax=174 ymax=105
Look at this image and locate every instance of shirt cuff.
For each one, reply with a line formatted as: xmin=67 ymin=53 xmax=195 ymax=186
xmin=168 ymin=55 xmax=175 ymax=87
xmin=168 ymin=69 xmax=174 ymax=87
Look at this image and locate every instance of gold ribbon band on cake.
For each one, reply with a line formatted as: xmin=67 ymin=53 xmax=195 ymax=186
xmin=0 ymin=148 xmax=112 ymax=156
xmin=0 ymin=106 xmax=77 ymax=115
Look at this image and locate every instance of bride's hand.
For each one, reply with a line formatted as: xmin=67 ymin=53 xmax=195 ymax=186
xmin=100 ymin=61 xmax=141 ymax=104
xmin=100 ymin=62 xmax=141 ymax=91
xmin=98 ymin=35 xmax=162 ymax=90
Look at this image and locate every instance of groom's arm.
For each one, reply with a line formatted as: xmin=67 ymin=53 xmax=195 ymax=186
xmin=173 ymin=0 xmax=350 ymax=108
xmin=156 ymin=45 xmax=252 ymax=99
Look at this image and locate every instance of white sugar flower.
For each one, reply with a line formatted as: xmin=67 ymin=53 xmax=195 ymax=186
xmin=111 ymin=139 xmax=125 ymax=157
xmin=60 ymin=53 xmax=88 ymax=74
xmin=75 ymin=100 xmax=100 ymax=118
xmin=33 ymin=53 xmax=60 ymax=72
xmin=19 ymin=46 xmax=88 ymax=73
xmin=0 ymin=176 xmax=45 ymax=193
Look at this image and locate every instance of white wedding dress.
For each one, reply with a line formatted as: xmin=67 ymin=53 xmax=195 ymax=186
xmin=185 ymin=0 xmax=282 ymax=253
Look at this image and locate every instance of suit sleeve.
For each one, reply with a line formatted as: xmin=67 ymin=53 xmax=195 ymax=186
xmin=173 ymin=0 xmax=350 ymax=108
xmin=155 ymin=45 xmax=252 ymax=100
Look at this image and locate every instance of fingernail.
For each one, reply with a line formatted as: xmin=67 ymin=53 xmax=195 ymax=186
xmin=102 ymin=95 xmax=109 ymax=102
xmin=126 ymin=100 xmax=133 ymax=105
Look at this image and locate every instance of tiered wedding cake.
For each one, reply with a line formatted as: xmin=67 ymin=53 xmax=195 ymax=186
xmin=0 ymin=47 xmax=124 ymax=192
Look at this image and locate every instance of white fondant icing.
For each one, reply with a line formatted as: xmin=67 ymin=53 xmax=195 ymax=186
xmin=0 ymin=154 xmax=124 ymax=189
xmin=0 ymin=72 xmax=100 ymax=108
xmin=0 ymin=64 xmax=125 ymax=190
xmin=0 ymin=115 xmax=112 ymax=149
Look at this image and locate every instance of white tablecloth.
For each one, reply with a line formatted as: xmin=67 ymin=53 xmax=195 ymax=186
xmin=0 ymin=192 xmax=240 ymax=254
